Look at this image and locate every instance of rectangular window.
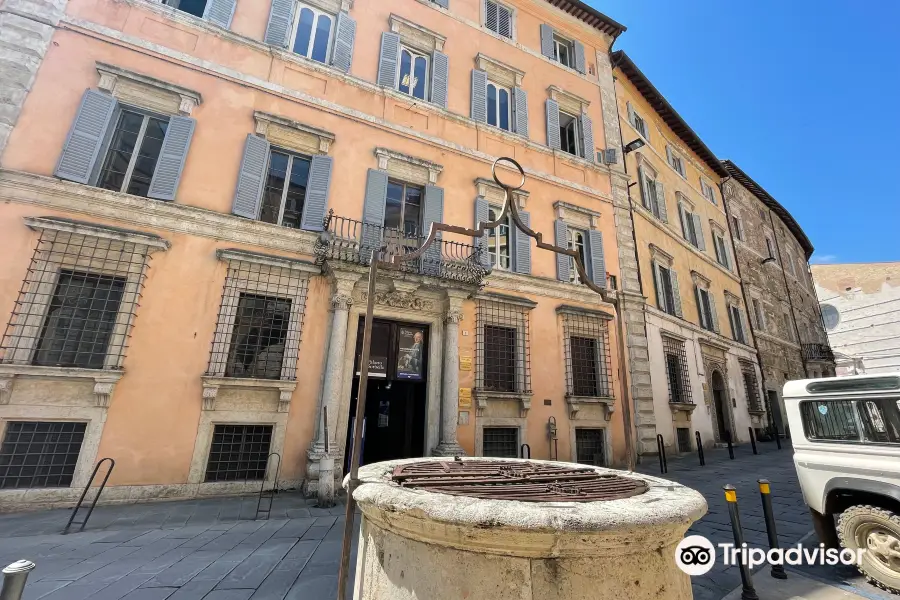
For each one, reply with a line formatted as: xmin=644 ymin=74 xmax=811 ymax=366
xmin=731 ymin=215 xmax=743 ymax=241
xmin=204 ymin=424 xmax=273 ymax=482
xmin=714 ymin=234 xmax=730 ymax=269
xmin=562 ymin=311 xmax=611 ymax=398
xmin=482 ymin=427 xmax=518 ymax=457
xmin=0 ymin=421 xmax=86 ymax=489
xmin=752 ymin=298 xmax=765 ymax=331
xmin=97 ymin=109 xmax=169 ymax=198
xmin=384 ymin=180 xmax=423 ymax=238
xmin=486 ymin=81 xmax=511 ymax=132
xmin=676 ymin=427 xmax=692 ymax=453
xmin=397 ymin=45 xmax=430 ymax=101
xmin=483 ymin=325 xmax=516 ymax=392
xmin=575 ymin=429 xmax=605 ymax=466
xmin=259 ymin=150 xmax=311 ymax=229
xmin=553 ymin=34 xmax=574 ymax=68
xmin=567 ymin=227 xmax=587 ymax=284
xmin=291 ymin=2 xmax=335 ymax=64
xmin=657 ymin=265 xmax=677 ymax=316
xmin=729 ymin=304 xmax=746 ymax=343
xmin=162 ymin=0 xmax=208 ymax=19
xmin=662 ymin=336 xmax=692 ymax=404
xmin=484 ymin=0 xmax=513 ymax=39
xmin=696 ymin=287 xmax=714 ymax=332
xmin=32 ymin=270 xmax=127 ymax=369
xmin=680 ymin=206 xmax=700 ymax=248
xmin=858 ymin=399 xmax=900 ymax=445
xmin=632 ymin=112 xmax=648 ymax=139
xmin=765 ymin=237 xmax=776 ymax=259
xmin=741 ymin=362 xmax=762 ymax=412
xmin=701 ymin=180 xmax=717 ymax=205
xmin=643 ymin=171 xmax=664 ymax=220
xmin=486 ymin=207 xmax=511 ymax=270
xmin=800 ymin=400 xmax=860 ymax=442
xmin=224 ymin=293 xmax=292 ymax=380
xmin=668 ymin=149 xmax=686 ymax=177
xmin=559 ymin=111 xmax=580 ymax=157
xmin=476 ymin=299 xmax=531 ymax=395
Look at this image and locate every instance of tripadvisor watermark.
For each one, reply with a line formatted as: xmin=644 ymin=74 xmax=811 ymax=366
xmin=675 ymin=535 xmax=864 ymax=576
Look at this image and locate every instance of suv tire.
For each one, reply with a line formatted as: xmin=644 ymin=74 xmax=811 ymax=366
xmin=837 ymin=505 xmax=900 ymax=594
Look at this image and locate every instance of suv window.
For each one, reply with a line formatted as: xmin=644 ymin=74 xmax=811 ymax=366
xmin=800 ymin=400 xmax=860 ymax=442
xmin=858 ymin=398 xmax=900 ymax=444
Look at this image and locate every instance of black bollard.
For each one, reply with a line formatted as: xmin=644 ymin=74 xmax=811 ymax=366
xmin=656 ymin=434 xmax=667 ymax=474
xmin=773 ymin=422 xmax=782 ymax=450
xmin=695 ymin=431 xmax=705 ymax=466
xmin=758 ymin=479 xmax=788 ymax=579
xmin=724 ymin=485 xmax=760 ymax=600
xmin=727 ymin=431 xmax=735 ymax=460
xmin=749 ymin=427 xmax=758 ymax=455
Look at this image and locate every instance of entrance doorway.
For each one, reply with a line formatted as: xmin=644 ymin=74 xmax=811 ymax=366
xmin=711 ymin=370 xmax=731 ymax=441
xmin=345 ymin=318 xmax=428 ymax=471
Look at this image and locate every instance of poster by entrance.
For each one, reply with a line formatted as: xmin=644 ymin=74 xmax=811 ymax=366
xmin=396 ymin=326 xmax=425 ymax=380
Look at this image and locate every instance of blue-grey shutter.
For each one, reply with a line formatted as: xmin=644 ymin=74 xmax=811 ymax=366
xmin=539 ymin=24 xmax=554 ymax=59
xmin=709 ymin=294 xmax=719 ymax=333
xmin=655 ymin=180 xmax=668 ymax=223
xmin=692 ymin=214 xmax=706 ymax=251
xmin=484 ymin=0 xmax=498 ymax=33
xmin=546 ymin=99 xmax=560 ymax=149
xmin=580 ymin=113 xmax=594 ymax=161
xmin=55 ymin=89 xmax=117 ymax=184
xmin=147 ymin=115 xmax=195 ymax=201
xmin=670 ymin=270 xmax=683 ymax=318
xmin=587 ymin=230 xmax=606 ymax=288
xmin=377 ymin=32 xmax=401 ymax=88
xmin=512 ymin=86 xmax=528 ymax=137
xmin=574 ymin=40 xmax=586 ymax=74
xmin=652 ymin=262 xmax=666 ymax=311
xmin=203 ymin=0 xmax=236 ymax=29
xmin=264 ymin=0 xmax=294 ymax=48
xmin=360 ymin=169 xmax=389 ymax=261
xmin=626 ymin=102 xmax=635 ymax=129
xmin=300 ymin=155 xmax=333 ymax=231
xmin=497 ymin=4 xmax=512 ymax=38
xmin=513 ymin=210 xmax=531 ymax=274
xmin=331 ymin=12 xmax=356 ymax=74
xmin=431 ymin=51 xmax=449 ymax=109
xmin=678 ymin=204 xmax=689 ymax=240
xmin=694 ymin=286 xmax=706 ymax=329
xmin=470 ymin=69 xmax=487 ymax=122
xmin=433 ymin=0 xmax=449 ymax=8
xmin=421 ymin=185 xmax=444 ymax=276
xmin=231 ymin=134 xmax=270 ymax=219
xmin=554 ymin=219 xmax=569 ymax=282
xmin=637 ymin=166 xmax=650 ymax=210
xmin=474 ymin=196 xmax=490 ymax=268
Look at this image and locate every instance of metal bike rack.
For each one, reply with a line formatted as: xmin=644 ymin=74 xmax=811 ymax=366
xmin=63 ymin=457 xmax=115 ymax=534
xmin=255 ymin=452 xmax=282 ymax=521
xmin=656 ymin=434 xmax=667 ymax=474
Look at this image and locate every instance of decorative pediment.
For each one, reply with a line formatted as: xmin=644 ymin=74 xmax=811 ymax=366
xmin=358 ymin=290 xmax=436 ymax=312
xmin=96 ymin=62 xmax=202 ymax=116
xmin=254 ymin=112 xmax=335 ymax=156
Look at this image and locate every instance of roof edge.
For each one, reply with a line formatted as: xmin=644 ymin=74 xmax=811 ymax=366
xmin=544 ymin=0 xmax=626 ymax=38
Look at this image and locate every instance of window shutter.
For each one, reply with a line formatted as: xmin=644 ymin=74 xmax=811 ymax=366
xmin=580 ymin=113 xmax=595 ymax=161
xmin=474 ymin=196 xmax=490 ymax=268
xmin=678 ymin=204 xmax=689 ymax=240
xmin=587 ymin=229 xmax=606 ymax=288
xmin=360 ymin=169 xmax=389 ymax=260
xmin=470 ymin=69 xmax=488 ymax=122
xmin=728 ymin=306 xmax=737 ymax=340
xmin=604 ymin=149 xmax=617 ymax=165
xmin=147 ymin=115 xmax=196 ymax=201
xmin=513 ymin=210 xmax=531 ymax=274
xmin=300 ymin=155 xmax=333 ymax=231
xmin=433 ymin=0 xmax=449 ymax=7
xmin=637 ymin=166 xmax=649 ymax=210
xmin=539 ymin=24 xmax=554 ymax=59
xmin=484 ymin=0 xmax=498 ymax=32
xmin=554 ymin=219 xmax=569 ymax=282
xmin=422 ymin=185 xmax=445 ymax=276
xmin=546 ymin=99 xmax=561 ymax=149
xmin=626 ymin=101 xmax=635 ymax=128
xmin=694 ymin=286 xmax=706 ymax=329
xmin=709 ymin=294 xmax=720 ymax=333
xmin=263 ymin=0 xmax=294 ymax=48
xmin=55 ymin=89 xmax=117 ymax=184
xmin=377 ymin=32 xmax=401 ymax=88
xmin=512 ymin=86 xmax=528 ymax=136
xmin=670 ymin=270 xmax=684 ymax=318
xmin=692 ymin=214 xmax=705 ymax=251
xmin=431 ymin=51 xmax=449 ymax=109
xmin=331 ymin=12 xmax=357 ymax=74
xmin=203 ymin=0 xmax=236 ymax=29
xmin=654 ymin=180 xmax=668 ymax=222
xmin=497 ymin=4 xmax=512 ymax=38
xmin=573 ymin=40 xmax=586 ymax=74
xmin=231 ymin=134 xmax=270 ymax=219
xmin=652 ymin=261 xmax=666 ymax=311
xmin=665 ymin=145 xmax=673 ymax=167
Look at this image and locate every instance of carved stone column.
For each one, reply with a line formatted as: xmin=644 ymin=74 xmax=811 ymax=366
xmin=433 ymin=290 xmax=467 ymax=456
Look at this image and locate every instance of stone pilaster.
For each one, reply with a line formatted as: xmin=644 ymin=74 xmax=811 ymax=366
xmin=432 ymin=290 xmax=467 ymax=456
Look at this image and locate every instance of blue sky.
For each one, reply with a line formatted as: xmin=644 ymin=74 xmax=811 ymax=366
xmin=589 ymin=0 xmax=899 ymax=264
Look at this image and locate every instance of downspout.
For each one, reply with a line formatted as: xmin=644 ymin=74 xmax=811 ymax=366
xmin=768 ymin=211 xmax=809 ymax=378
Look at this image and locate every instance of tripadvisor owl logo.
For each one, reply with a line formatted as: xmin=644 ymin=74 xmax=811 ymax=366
xmin=675 ymin=536 xmax=716 ymax=575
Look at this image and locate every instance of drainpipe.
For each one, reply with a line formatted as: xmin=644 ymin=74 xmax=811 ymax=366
xmin=768 ymin=211 xmax=809 ymax=378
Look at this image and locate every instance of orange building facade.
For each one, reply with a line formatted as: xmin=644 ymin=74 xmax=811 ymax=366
xmin=0 ymin=0 xmax=637 ymax=507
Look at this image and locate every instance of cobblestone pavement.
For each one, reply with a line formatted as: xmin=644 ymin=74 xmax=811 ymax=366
xmin=0 ymin=441 xmax=890 ymax=600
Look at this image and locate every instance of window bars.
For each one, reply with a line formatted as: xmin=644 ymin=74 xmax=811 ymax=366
xmin=204 ymin=424 xmax=273 ymax=482
xmin=207 ymin=260 xmax=310 ymax=381
xmin=0 ymin=421 xmax=87 ymax=489
xmin=662 ymin=336 xmax=692 ymax=404
xmin=475 ymin=299 xmax=531 ymax=394
xmin=482 ymin=427 xmax=518 ymax=458
xmin=575 ymin=428 xmax=605 ymax=466
xmin=676 ymin=427 xmax=692 ymax=453
xmin=741 ymin=361 xmax=763 ymax=412
xmin=0 ymin=228 xmax=151 ymax=370
xmin=561 ymin=312 xmax=612 ymax=398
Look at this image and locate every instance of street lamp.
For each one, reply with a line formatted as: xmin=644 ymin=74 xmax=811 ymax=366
xmin=623 ymin=138 xmax=645 ymax=154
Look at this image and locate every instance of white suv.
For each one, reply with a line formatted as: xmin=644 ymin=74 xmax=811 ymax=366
xmin=785 ymin=375 xmax=900 ymax=594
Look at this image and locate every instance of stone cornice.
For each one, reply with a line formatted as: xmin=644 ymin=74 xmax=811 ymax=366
xmin=646 ymin=305 xmax=757 ymax=355
xmin=0 ymin=365 xmax=123 ymax=408
xmin=24 ymin=216 xmax=170 ymax=251
xmin=200 ymin=376 xmax=296 ymax=413
xmin=555 ymin=304 xmax=613 ymax=320
xmin=216 ymin=249 xmax=320 ymax=274
xmin=389 ymin=14 xmax=446 ymax=53
xmin=485 ymin=269 xmax=616 ymax=306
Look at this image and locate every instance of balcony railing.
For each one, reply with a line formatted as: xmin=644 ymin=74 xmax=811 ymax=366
xmin=802 ymin=343 xmax=835 ymax=362
xmin=316 ymin=211 xmax=488 ymax=286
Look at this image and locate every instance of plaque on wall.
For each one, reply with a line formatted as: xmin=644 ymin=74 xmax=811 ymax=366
xmin=396 ymin=326 xmax=425 ymax=380
xmin=458 ymin=387 xmax=472 ymax=408
xmin=459 ymin=356 xmax=473 ymax=371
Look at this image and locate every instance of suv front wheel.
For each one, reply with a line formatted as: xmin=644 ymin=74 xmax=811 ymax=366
xmin=838 ymin=505 xmax=900 ymax=594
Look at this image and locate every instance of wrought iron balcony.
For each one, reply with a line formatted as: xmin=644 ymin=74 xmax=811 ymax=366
xmin=802 ymin=343 xmax=835 ymax=362
xmin=315 ymin=211 xmax=488 ymax=286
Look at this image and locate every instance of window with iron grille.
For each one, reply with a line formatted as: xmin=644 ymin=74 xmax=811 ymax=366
xmin=0 ymin=422 xmax=86 ymax=489
xmin=476 ymin=298 xmax=532 ymax=394
xmin=662 ymin=336 xmax=692 ymax=404
xmin=207 ymin=254 xmax=312 ymax=381
xmin=1 ymin=221 xmax=158 ymax=370
xmin=676 ymin=427 xmax=692 ymax=453
xmin=204 ymin=424 xmax=273 ymax=482
xmin=561 ymin=310 xmax=612 ymax=398
xmin=482 ymin=427 xmax=518 ymax=458
xmin=575 ymin=428 xmax=605 ymax=466
xmin=741 ymin=361 xmax=762 ymax=412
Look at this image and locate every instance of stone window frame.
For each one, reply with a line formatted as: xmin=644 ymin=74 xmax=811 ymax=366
xmin=676 ymin=193 xmax=702 ymax=249
xmin=478 ymin=178 xmax=528 ymax=273
xmin=649 ymin=244 xmax=681 ymax=318
xmin=254 ymin=111 xmax=335 ymax=156
xmin=569 ymin=425 xmax=611 ymax=467
xmin=374 ymin=147 xmax=443 ymax=186
xmin=548 ymin=85 xmax=590 ymax=117
xmin=475 ymin=53 xmax=525 ymax=90
xmin=666 ymin=145 xmax=687 ymax=179
xmin=700 ymin=178 xmax=718 ymax=205
xmin=725 ymin=291 xmax=748 ymax=344
xmin=634 ymin=155 xmax=666 ymax=223
xmin=482 ymin=0 xmax=517 ymax=41
xmin=96 ymin=62 xmax=202 ymax=117
xmin=557 ymin=305 xmax=615 ymax=424
xmin=691 ymin=270 xmax=717 ymax=333
xmin=709 ymin=220 xmax=731 ymax=270
xmin=474 ymin=420 xmax=521 ymax=457
xmin=389 ymin=14 xmax=446 ymax=55
xmin=297 ymin=0 xmax=353 ymax=14
xmin=201 ymin=249 xmax=319 ymax=413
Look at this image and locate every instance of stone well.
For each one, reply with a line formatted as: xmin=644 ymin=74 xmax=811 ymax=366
xmin=346 ymin=457 xmax=707 ymax=600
